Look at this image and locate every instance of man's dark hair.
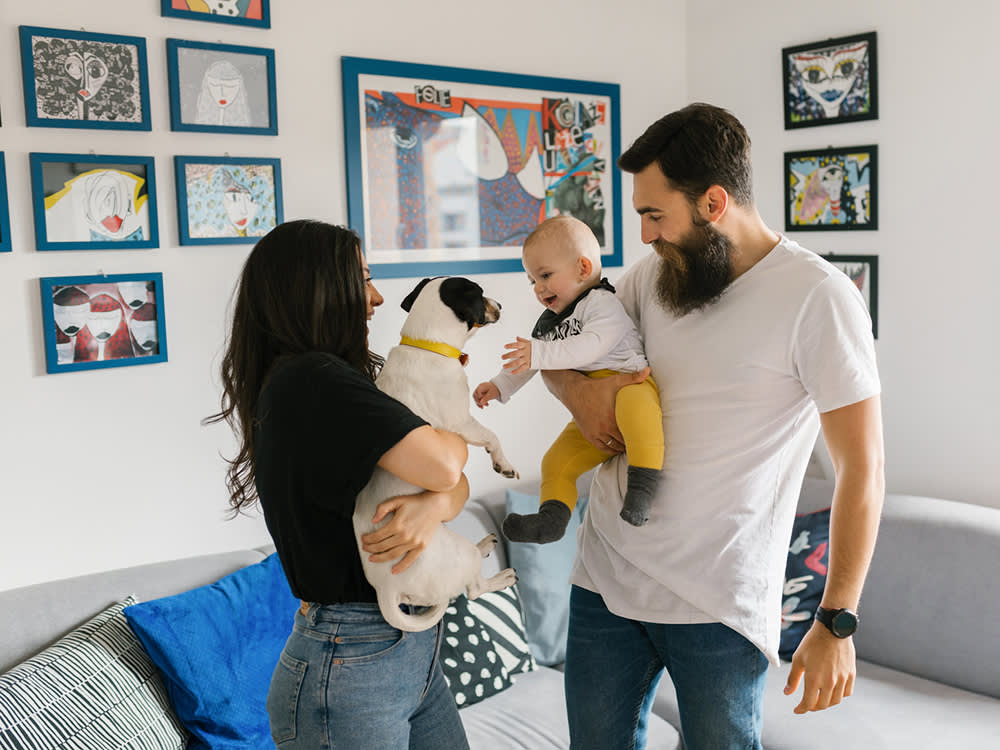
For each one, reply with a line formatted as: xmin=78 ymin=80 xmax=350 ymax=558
xmin=618 ymin=103 xmax=754 ymax=207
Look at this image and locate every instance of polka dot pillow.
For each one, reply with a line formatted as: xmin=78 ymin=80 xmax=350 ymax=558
xmin=440 ymin=586 xmax=536 ymax=708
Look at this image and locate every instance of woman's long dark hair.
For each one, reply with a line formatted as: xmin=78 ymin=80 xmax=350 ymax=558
xmin=204 ymin=219 xmax=382 ymax=515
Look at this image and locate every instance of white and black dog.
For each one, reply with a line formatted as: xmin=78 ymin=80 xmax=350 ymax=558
xmin=353 ymin=277 xmax=518 ymax=632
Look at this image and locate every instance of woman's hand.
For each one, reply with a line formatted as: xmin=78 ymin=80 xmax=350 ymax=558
xmin=542 ymin=367 xmax=650 ymax=452
xmin=360 ymin=475 xmax=470 ymax=574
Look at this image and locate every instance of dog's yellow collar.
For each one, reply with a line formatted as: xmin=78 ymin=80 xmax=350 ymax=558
xmin=400 ymin=335 xmax=469 ymax=366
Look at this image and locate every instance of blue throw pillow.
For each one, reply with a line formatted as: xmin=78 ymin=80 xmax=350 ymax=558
xmin=505 ymin=489 xmax=587 ymax=666
xmin=123 ymin=553 xmax=298 ymax=750
xmin=779 ymin=508 xmax=831 ymax=662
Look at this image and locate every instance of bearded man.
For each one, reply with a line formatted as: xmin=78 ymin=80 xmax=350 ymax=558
xmin=543 ymin=103 xmax=885 ymax=750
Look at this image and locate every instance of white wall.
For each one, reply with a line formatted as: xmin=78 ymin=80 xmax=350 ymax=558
xmin=0 ymin=0 xmax=687 ymax=591
xmin=685 ymin=1 xmax=1000 ymax=509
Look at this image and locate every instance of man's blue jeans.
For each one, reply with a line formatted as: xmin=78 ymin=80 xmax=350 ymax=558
xmin=565 ymin=586 xmax=768 ymax=750
xmin=267 ymin=602 xmax=469 ymax=749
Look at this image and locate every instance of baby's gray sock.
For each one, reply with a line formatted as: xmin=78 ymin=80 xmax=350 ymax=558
xmin=502 ymin=500 xmax=572 ymax=544
xmin=620 ymin=466 xmax=660 ymax=526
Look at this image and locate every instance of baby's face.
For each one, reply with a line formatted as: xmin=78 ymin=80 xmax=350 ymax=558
xmin=523 ymin=243 xmax=590 ymax=314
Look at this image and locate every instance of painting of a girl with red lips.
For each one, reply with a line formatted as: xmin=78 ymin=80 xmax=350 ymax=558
xmin=30 ymin=153 xmax=159 ymax=251
xmin=174 ymin=155 xmax=282 ymax=245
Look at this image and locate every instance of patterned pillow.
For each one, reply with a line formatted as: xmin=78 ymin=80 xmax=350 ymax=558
xmin=780 ymin=508 xmax=832 ymax=661
xmin=0 ymin=596 xmax=188 ymax=750
xmin=440 ymin=586 xmax=536 ymax=708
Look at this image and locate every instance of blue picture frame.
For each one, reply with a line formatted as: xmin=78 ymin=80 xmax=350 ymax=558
xmin=0 ymin=153 xmax=11 ymax=253
xmin=173 ymin=155 xmax=283 ymax=245
xmin=341 ymin=56 xmax=622 ymax=279
xmin=166 ymin=38 xmax=278 ymax=135
xmin=39 ymin=272 xmax=168 ymax=374
xmin=19 ymin=26 xmax=152 ymax=131
xmin=30 ymin=152 xmax=159 ymax=251
xmin=161 ymin=0 xmax=271 ymax=29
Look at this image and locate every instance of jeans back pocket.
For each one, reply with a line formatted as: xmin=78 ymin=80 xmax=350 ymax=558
xmin=266 ymin=650 xmax=307 ymax=745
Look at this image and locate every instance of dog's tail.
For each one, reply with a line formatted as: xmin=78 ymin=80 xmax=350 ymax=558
xmin=377 ymin=590 xmax=448 ymax=632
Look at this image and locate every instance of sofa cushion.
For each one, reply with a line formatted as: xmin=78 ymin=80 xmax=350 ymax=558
xmin=0 ymin=596 xmax=187 ymax=750
xmin=505 ymin=488 xmax=588 ymax=665
xmin=779 ymin=508 xmax=830 ymax=661
xmin=123 ymin=553 xmax=298 ymax=750
xmin=441 ymin=594 xmax=514 ymax=708
xmin=466 ymin=584 xmax=536 ymax=678
xmin=461 ymin=666 xmax=681 ymax=749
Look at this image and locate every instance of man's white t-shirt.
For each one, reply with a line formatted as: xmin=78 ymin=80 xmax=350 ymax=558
xmin=570 ymin=235 xmax=880 ymax=665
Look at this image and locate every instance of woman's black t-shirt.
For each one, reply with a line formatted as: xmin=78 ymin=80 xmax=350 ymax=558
xmin=254 ymin=352 xmax=427 ymax=604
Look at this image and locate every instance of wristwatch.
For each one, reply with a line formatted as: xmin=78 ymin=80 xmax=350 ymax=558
xmin=814 ymin=606 xmax=859 ymax=638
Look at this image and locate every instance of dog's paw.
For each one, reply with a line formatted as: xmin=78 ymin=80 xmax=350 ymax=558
xmin=492 ymin=461 xmax=519 ymax=479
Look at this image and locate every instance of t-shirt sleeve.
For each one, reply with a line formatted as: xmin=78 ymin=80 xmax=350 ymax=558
xmin=793 ymin=273 xmax=881 ymax=413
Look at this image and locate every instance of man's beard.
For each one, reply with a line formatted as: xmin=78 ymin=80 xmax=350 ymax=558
xmin=653 ymin=219 xmax=733 ymax=316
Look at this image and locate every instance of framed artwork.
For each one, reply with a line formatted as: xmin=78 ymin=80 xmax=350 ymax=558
xmin=821 ymin=253 xmax=878 ymax=338
xmin=39 ymin=272 xmax=168 ymax=373
xmin=0 ymin=153 xmax=11 ymax=253
xmin=342 ymin=56 xmax=622 ymax=278
xmin=30 ymin=152 xmax=159 ymax=251
xmin=19 ymin=26 xmax=151 ymax=131
xmin=782 ymin=31 xmax=877 ymax=130
xmin=784 ymin=145 xmax=877 ymax=231
xmin=161 ymin=0 xmax=271 ymax=28
xmin=173 ymin=155 xmax=283 ymax=244
xmin=166 ymin=39 xmax=277 ymax=135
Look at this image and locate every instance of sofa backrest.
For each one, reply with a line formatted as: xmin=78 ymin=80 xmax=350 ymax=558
xmin=0 ymin=549 xmax=267 ymax=673
xmin=857 ymin=490 xmax=1000 ymax=699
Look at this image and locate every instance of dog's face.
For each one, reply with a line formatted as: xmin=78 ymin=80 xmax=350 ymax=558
xmin=400 ymin=277 xmax=501 ymax=345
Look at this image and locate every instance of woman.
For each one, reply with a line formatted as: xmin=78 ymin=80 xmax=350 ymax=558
xmin=207 ymin=219 xmax=471 ymax=748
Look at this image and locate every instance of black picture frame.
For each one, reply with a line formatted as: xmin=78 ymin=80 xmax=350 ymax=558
xmin=782 ymin=31 xmax=877 ymax=130
xmin=821 ymin=254 xmax=878 ymax=338
xmin=784 ymin=145 xmax=877 ymax=231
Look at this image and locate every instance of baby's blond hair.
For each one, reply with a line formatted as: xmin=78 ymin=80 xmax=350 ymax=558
xmin=523 ymin=216 xmax=602 ymax=282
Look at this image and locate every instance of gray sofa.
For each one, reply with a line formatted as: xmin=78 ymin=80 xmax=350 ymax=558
xmin=2 ymin=477 xmax=998 ymax=749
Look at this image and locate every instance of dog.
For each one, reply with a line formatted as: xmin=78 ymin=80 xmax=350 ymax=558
xmin=353 ymin=276 xmax=519 ymax=632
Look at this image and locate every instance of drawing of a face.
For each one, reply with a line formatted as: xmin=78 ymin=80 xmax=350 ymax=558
xmin=205 ymin=60 xmax=243 ymax=108
xmin=129 ymin=302 xmax=158 ymax=353
xmin=118 ymin=281 xmax=149 ymax=310
xmin=819 ymin=164 xmax=845 ymax=200
xmin=87 ymin=294 xmax=123 ymax=342
xmin=792 ymin=41 xmax=867 ymax=117
xmin=83 ymin=171 xmax=135 ymax=238
xmin=65 ymin=51 xmax=109 ymax=103
xmin=53 ymin=286 xmax=90 ymax=337
xmin=223 ymin=187 xmax=257 ymax=232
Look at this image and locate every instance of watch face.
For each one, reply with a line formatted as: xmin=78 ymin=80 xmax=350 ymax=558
xmin=831 ymin=610 xmax=858 ymax=637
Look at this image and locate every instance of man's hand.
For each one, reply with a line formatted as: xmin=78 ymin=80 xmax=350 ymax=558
xmin=784 ymin=622 xmax=856 ymax=714
xmin=501 ymin=337 xmax=532 ymax=374
xmin=542 ymin=367 xmax=649 ymax=452
xmin=360 ymin=477 xmax=468 ymax=574
xmin=473 ymin=381 xmax=500 ymax=408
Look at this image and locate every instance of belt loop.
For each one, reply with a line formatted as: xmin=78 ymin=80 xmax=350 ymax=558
xmin=299 ymin=600 xmax=311 ymax=622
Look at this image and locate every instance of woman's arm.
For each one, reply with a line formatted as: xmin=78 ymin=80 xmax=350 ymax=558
xmin=360 ymin=473 xmax=471 ymax=574
xmin=377 ymin=425 xmax=468 ymax=492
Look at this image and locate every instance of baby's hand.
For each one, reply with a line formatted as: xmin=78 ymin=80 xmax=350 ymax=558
xmin=502 ymin=337 xmax=532 ymax=375
xmin=473 ymin=381 xmax=501 ymax=408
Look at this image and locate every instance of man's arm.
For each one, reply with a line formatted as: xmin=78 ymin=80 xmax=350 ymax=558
xmin=784 ymin=394 xmax=885 ymax=713
xmin=541 ymin=368 xmax=649 ymax=452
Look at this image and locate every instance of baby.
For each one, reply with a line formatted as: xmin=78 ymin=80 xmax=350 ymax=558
xmin=474 ymin=216 xmax=664 ymax=543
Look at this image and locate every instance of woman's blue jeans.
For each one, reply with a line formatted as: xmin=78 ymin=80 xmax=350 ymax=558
xmin=267 ymin=602 xmax=469 ymax=750
xmin=565 ymin=586 xmax=768 ymax=750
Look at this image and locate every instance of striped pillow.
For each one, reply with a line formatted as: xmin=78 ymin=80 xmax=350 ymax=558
xmin=466 ymin=585 xmax=536 ymax=677
xmin=0 ymin=596 xmax=187 ymax=750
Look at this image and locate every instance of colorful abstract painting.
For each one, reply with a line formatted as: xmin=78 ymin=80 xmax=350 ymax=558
xmin=784 ymin=145 xmax=878 ymax=231
xmin=343 ymin=57 xmax=621 ymax=277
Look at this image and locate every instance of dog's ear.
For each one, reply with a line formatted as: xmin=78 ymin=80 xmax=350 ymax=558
xmin=440 ymin=277 xmax=488 ymax=329
xmin=401 ymin=278 xmax=434 ymax=312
